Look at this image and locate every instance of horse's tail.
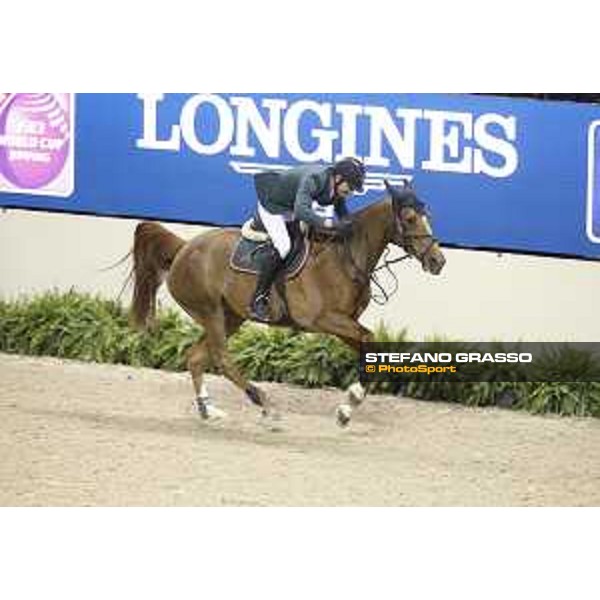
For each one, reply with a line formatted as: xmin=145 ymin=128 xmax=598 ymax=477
xmin=129 ymin=222 xmax=185 ymax=330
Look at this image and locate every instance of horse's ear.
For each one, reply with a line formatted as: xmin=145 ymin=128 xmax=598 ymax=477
xmin=386 ymin=178 xmax=414 ymax=194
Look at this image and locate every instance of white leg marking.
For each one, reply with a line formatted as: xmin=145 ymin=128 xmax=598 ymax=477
xmin=196 ymin=382 xmax=227 ymax=420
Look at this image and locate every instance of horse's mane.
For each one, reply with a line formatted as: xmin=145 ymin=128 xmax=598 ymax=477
xmin=348 ymin=193 xmax=392 ymax=223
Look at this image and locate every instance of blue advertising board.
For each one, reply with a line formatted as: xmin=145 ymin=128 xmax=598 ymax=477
xmin=1 ymin=92 xmax=600 ymax=259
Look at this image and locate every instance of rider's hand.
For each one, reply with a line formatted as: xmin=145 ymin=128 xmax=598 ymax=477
xmin=317 ymin=218 xmax=352 ymax=239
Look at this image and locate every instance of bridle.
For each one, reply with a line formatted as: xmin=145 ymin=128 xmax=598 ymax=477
xmin=390 ymin=197 xmax=439 ymax=263
xmin=339 ymin=190 xmax=439 ymax=306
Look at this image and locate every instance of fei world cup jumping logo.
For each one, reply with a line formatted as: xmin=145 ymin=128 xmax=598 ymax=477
xmin=0 ymin=93 xmax=74 ymax=197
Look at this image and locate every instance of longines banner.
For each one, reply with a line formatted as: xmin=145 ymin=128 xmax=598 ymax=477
xmin=2 ymin=92 xmax=600 ymax=259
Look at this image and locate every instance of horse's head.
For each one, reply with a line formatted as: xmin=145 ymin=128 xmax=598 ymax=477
xmin=385 ymin=180 xmax=446 ymax=275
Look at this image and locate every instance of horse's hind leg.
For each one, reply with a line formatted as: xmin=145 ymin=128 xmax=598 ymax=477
xmin=186 ymin=334 xmax=227 ymax=420
xmin=186 ymin=309 xmax=246 ymax=419
xmin=205 ymin=307 xmax=279 ymax=422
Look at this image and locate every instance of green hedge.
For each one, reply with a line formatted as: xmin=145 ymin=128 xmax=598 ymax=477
xmin=1 ymin=290 xmax=599 ymax=418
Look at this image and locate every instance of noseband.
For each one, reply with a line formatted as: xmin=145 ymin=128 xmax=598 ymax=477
xmin=394 ymin=219 xmax=438 ymax=262
xmin=365 ymin=194 xmax=438 ymax=304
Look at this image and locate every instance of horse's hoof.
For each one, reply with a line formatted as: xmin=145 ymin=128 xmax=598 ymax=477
xmin=195 ymin=398 xmax=227 ymax=420
xmin=347 ymin=382 xmax=366 ymax=406
xmin=336 ymin=404 xmax=352 ymax=428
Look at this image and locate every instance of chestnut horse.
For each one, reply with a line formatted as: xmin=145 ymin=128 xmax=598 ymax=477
xmin=128 ymin=182 xmax=446 ymax=427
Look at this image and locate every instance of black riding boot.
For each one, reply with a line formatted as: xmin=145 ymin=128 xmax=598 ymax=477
xmin=249 ymin=248 xmax=284 ymax=323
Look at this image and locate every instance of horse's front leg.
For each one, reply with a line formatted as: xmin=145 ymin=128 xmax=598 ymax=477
xmin=315 ymin=313 xmax=374 ymax=427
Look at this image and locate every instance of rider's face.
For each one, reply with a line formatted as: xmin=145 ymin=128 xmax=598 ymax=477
xmin=333 ymin=175 xmax=353 ymax=200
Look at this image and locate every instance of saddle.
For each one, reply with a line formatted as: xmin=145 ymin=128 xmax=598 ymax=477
xmin=230 ymin=217 xmax=310 ymax=279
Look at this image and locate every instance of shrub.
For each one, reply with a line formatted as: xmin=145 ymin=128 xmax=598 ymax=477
xmin=1 ymin=291 xmax=599 ymax=418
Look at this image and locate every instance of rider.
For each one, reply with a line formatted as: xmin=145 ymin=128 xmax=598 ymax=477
xmin=249 ymin=157 xmax=367 ymax=323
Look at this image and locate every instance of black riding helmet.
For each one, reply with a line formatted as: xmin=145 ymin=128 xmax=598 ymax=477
xmin=333 ymin=157 xmax=366 ymax=193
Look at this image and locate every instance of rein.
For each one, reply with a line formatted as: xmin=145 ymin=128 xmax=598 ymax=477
xmin=369 ymin=247 xmax=410 ymax=305
xmin=339 ymin=225 xmax=437 ymax=306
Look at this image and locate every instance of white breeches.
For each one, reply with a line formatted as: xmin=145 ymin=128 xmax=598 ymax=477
xmin=258 ymin=203 xmax=293 ymax=260
xmin=257 ymin=202 xmax=335 ymax=260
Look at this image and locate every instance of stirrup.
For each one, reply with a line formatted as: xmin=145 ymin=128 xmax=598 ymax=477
xmin=249 ymin=295 xmax=272 ymax=323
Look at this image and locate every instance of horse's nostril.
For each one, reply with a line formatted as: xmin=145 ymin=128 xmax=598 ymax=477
xmin=427 ymin=253 xmax=444 ymax=275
